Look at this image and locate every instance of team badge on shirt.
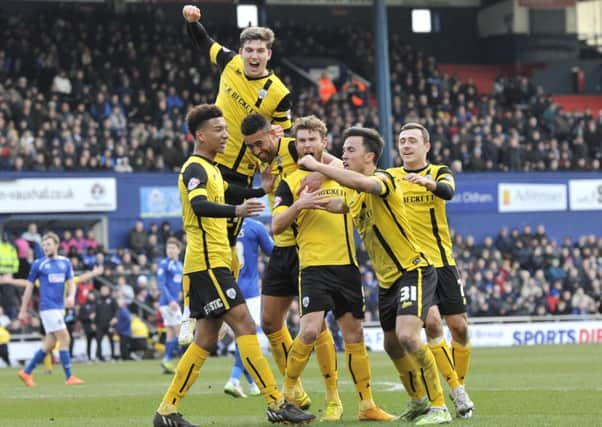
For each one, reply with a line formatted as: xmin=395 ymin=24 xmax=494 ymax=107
xmin=258 ymin=88 xmax=268 ymax=100
xmin=226 ymin=288 xmax=237 ymax=300
xmin=188 ymin=177 xmax=201 ymax=190
xmin=302 ymin=296 xmax=310 ymax=308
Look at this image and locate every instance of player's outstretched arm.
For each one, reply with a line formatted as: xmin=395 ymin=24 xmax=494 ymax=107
xmin=183 ymin=5 xmax=215 ymax=52
xmin=298 ymin=154 xmax=383 ymax=194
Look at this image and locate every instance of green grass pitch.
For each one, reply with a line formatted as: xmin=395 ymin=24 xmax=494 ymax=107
xmin=1 ymin=344 xmax=601 ymax=427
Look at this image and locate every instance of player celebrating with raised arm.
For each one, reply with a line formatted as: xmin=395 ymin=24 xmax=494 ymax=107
xmin=182 ymin=4 xmax=291 ymax=270
xmin=390 ymin=122 xmax=474 ymax=418
xmin=297 ymin=127 xmax=452 ymax=425
xmin=16 ymin=232 xmax=84 ymax=387
xmin=241 ymin=113 xmax=340 ymax=414
xmin=152 ymin=104 xmax=314 ymax=427
xmin=272 ymin=116 xmax=395 ymax=423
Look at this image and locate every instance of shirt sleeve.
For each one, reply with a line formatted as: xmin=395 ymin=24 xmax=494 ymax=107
xmin=182 ymin=162 xmax=209 ymax=202
xmin=374 ymin=170 xmax=396 ymax=198
xmin=209 ymin=41 xmax=237 ymax=72
xmin=66 ymin=261 xmax=74 ymax=281
xmin=272 ymin=94 xmax=292 ymax=131
xmin=273 ymin=179 xmax=294 ymax=214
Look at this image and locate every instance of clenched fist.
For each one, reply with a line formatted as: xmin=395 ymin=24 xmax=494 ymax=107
xmin=182 ymin=5 xmax=201 ymax=23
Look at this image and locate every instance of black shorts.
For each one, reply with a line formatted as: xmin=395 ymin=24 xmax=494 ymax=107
xmin=262 ymin=245 xmax=299 ymax=297
xmin=435 ymin=266 xmax=467 ymax=316
xmin=186 ymin=268 xmax=246 ymax=319
xmin=218 ymin=164 xmax=253 ymax=247
xmin=379 ymin=266 xmax=437 ymax=331
xmin=299 ymin=265 xmax=364 ymax=319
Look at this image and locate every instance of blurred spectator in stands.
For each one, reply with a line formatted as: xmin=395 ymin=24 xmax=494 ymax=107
xmin=0 ymin=232 xmax=20 ymax=319
xmin=0 ymin=307 xmax=11 ymax=366
xmin=95 ymin=284 xmax=117 ymax=361
xmin=84 ymin=230 xmax=99 ymax=251
xmin=145 ymin=234 xmax=164 ymax=262
xmin=116 ymin=297 xmax=132 ymax=360
xmin=79 ymin=291 xmax=97 ymax=362
xmin=318 ymin=72 xmax=337 ymax=104
xmin=21 ymin=223 xmax=41 ymax=246
xmin=128 ymin=220 xmax=146 ymax=254
xmin=116 ymin=275 xmax=135 ymax=305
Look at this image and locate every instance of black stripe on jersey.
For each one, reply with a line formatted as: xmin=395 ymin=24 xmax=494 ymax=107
xmin=372 ymin=225 xmax=404 ymax=272
xmin=199 ymin=217 xmax=210 ymax=268
xmin=435 ymin=166 xmax=453 ymax=179
xmin=255 ymin=79 xmax=273 ymax=108
xmin=287 ymin=139 xmax=298 ymax=162
xmin=231 ymin=144 xmax=248 ymax=173
xmin=215 ymin=47 xmax=236 ymax=72
xmin=429 ymin=208 xmax=449 ymax=266
xmin=272 ymin=116 xmax=289 ymax=122
xmin=382 ymin=199 xmax=409 ymax=241
xmin=275 ymin=93 xmax=292 ymax=112
xmin=343 ymin=214 xmax=354 ymax=265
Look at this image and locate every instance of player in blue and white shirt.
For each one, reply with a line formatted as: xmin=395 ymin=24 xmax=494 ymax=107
xmin=16 ymin=232 xmax=84 ymax=387
xmin=158 ymin=237 xmax=184 ymax=373
xmin=224 ymin=218 xmax=274 ymax=398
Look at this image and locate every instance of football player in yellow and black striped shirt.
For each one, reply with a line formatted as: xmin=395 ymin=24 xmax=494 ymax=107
xmin=272 ymin=116 xmax=394 ymax=422
xmin=241 ymin=113 xmax=340 ymax=414
xmin=183 ymin=5 xmax=291 ymax=253
xmin=298 ymin=127 xmax=451 ymax=425
xmin=153 ymin=104 xmax=314 ymax=427
xmin=390 ymin=122 xmax=474 ymax=419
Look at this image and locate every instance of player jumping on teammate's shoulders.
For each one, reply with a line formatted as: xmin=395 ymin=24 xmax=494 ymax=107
xmin=182 ymin=4 xmax=292 ymax=282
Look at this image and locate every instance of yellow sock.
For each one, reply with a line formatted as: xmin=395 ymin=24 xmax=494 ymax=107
xmin=414 ymin=344 xmax=445 ymax=407
xmin=159 ymin=342 xmax=207 ymax=410
xmin=231 ymin=246 xmax=240 ymax=280
xmin=344 ymin=341 xmax=374 ymax=409
xmin=429 ymin=337 xmax=460 ymax=390
xmin=283 ymin=336 xmax=314 ymax=393
xmin=392 ymin=354 xmax=427 ymax=401
xmin=452 ymin=340 xmax=472 ymax=385
xmin=237 ymin=334 xmax=282 ymax=408
xmin=266 ymin=326 xmax=293 ymax=376
xmin=315 ymin=328 xmax=340 ymax=403
xmin=44 ymin=353 xmax=52 ymax=371
xmin=182 ymin=275 xmax=190 ymax=313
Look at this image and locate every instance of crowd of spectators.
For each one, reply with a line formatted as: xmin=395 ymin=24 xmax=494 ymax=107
xmin=1 ymin=220 xmax=600 ymax=354
xmin=0 ymin=5 xmax=601 ymax=175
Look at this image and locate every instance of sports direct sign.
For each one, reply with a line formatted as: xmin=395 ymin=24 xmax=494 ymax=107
xmin=363 ymin=320 xmax=602 ymax=350
xmin=0 ymin=178 xmax=117 ymax=213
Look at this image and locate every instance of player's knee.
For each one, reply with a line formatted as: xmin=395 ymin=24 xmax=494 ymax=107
xmin=448 ymin=316 xmax=469 ymax=344
xmin=383 ymin=333 xmax=404 ymax=359
xmin=397 ymin=330 xmax=420 ymax=353
xmin=424 ymin=317 xmax=443 ymax=340
xmin=260 ymin=315 xmax=282 ymax=335
xmin=298 ymin=327 xmax=320 ymax=345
